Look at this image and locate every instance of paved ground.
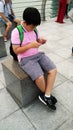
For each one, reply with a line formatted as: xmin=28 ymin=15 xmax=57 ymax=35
xmin=0 ymin=18 xmax=73 ymax=130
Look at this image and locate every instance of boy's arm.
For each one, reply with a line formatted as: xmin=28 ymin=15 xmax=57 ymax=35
xmin=12 ymin=41 xmax=41 ymax=54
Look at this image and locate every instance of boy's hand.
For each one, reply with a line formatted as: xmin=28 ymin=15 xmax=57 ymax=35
xmin=30 ymin=41 xmax=41 ymax=48
xmin=37 ymin=38 xmax=46 ymax=44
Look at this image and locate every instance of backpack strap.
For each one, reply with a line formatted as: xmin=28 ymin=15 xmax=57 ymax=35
xmin=17 ymin=25 xmax=24 ymax=46
xmin=17 ymin=25 xmax=38 ymax=46
xmin=34 ymin=28 xmax=38 ymax=40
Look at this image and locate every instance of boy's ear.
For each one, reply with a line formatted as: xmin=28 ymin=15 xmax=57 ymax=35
xmin=23 ymin=20 xmax=25 ymax=23
xmin=23 ymin=20 xmax=26 ymax=24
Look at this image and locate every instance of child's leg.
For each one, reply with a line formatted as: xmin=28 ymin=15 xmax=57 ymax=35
xmin=4 ymin=21 xmax=12 ymax=41
xmin=14 ymin=18 xmax=21 ymax=25
xmin=56 ymin=1 xmax=62 ymax=22
xmin=59 ymin=2 xmax=66 ymax=23
xmin=65 ymin=4 xmax=68 ymax=16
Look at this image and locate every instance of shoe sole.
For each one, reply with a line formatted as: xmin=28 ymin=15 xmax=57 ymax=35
xmin=38 ymin=96 xmax=47 ymax=105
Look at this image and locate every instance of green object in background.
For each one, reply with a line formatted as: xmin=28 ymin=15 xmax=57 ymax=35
xmin=50 ymin=0 xmax=73 ymax=18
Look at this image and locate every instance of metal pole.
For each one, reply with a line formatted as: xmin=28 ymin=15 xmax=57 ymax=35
xmin=41 ymin=0 xmax=47 ymax=21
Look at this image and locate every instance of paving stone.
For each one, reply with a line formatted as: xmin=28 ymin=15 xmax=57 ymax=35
xmin=70 ymin=77 xmax=73 ymax=82
xmin=54 ymin=72 xmax=67 ymax=88
xmin=0 ymin=70 xmax=6 ymax=86
xmin=0 ymin=64 xmax=2 ymax=71
xmin=58 ymin=36 xmax=73 ymax=47
xmin=57 ymin=117 xmax=73 ymax=130
xmin=0 ymin=81 xmax=5 ymax=89
xmin=68 ymin=57 xmax=73 ymax=63
xmin=46 ymin=53 xmax=65 ymax=64
xmin=54 ymin=48 xmax=71 ymax=59
xmin=23 ymin=100 xmax=71 ymax=130
xmin=0 ymin=54 xmax=7 ymax=71
xmin=57 ymin=60 xmax=73 ymax=79
xmin=0 ymin=89 xmax=19 ymax=120
xmin=53 ymin=80 xmax=73 ymax=114
xmin=0 ymin=110 xmax=35 ymax=130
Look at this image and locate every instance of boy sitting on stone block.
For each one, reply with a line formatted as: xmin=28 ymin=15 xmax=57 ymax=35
xmin=11 ymin=7 xmax=57 ymax=111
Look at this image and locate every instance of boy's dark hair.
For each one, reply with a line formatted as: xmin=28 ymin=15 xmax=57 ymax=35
xmin=23 ymin=7 xmax=41 ymax=26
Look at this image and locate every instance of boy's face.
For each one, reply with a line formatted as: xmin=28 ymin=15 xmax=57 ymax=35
xmin=25 ymin=24 xmax=37 ymax=32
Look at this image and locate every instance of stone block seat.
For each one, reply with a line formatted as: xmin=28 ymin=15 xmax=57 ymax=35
xmin=0 ymin=21 xmax=6 ymax=35
xmin=0 ymin=33 xmax=7 ymax=58
xmin=2 ymin=56 xmax=41 ymax=107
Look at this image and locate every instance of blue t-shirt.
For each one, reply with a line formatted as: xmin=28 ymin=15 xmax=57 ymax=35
xmin=0 ymin=0 xmax=12 ymax=17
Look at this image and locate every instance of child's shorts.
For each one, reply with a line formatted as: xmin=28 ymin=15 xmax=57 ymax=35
xmin=0 ymin=15 xmax=15 ymax=25
xmin=19 ymin=52 xmax=56 ymax=81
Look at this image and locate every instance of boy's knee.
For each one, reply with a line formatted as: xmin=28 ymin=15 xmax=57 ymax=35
xmin=35 ymin=75 xmax=44 ymax=82
xmin=48 ymin=68 xmax=57 ymax=75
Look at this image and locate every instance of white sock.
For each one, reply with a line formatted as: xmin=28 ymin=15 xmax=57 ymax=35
xmin=45 ymin=94 xmax=50 ymax=98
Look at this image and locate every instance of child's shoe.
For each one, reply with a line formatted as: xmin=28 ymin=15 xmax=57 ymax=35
xmin=39 ymin=93 xmax=56 ymax=110
xmin=4 ymin=36 xmax=8 ymax=42
xmin=50 ymin=95 xmax=57 ymax=104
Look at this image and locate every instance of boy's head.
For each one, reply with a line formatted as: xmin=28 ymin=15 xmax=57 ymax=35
xmin=23 ymin=7 xmax=41 ymax=26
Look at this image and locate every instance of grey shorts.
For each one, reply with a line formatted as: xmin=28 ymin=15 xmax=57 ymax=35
xmin=19 ymin=52 xmax=56 ymax=81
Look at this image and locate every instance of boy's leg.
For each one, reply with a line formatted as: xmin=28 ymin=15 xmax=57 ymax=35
xmin=34 ymin=53 xmax=57 ymax=95
xmin=37 ymin=53 xmax=57 ymax=110
xmin=35 ymin=75 xmax=46 ymax=92
xmin=20 ymin=54 xmax=57 ymax=110
xmin=35 ymin=68 xmax=57 ymax=95
xmin=45 ymin=68 xmax=57 ymax=95
xmin=37 ymin=68 xmax=57 ymax=110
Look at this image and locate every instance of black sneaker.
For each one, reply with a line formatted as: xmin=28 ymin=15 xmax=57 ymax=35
xmin=50 ymin=95 xmax=57 ymax=105
xmin=39 ymin=94 xmax=56 ymax=110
